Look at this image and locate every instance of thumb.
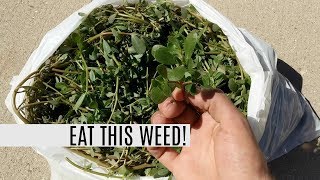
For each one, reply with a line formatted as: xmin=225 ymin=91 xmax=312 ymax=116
xmin=187 ymin=89 xmax=249 ymax=131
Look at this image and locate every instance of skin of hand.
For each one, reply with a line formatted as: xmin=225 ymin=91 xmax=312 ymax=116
xmin=147 ymin=88 xmax=272 ymax=180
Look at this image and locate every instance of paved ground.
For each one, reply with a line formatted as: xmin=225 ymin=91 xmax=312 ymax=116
xmin=0 ymin=0 xmax=319 ymax=179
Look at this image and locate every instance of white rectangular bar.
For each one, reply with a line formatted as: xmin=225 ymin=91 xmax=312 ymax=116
xmin=0 ymin=124 xmax=190 ymax=147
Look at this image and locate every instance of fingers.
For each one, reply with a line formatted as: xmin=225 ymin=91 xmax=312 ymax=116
xmin=172 ymin=88 xmax=184 ymax=101
xmin=158 ymin=88 xmax=199 ymax=125
xmin=159 ymin=87 xmax=249 ymax=132
xmin=147 ymin=147 xmax=178 ymax=172
xmin=174 ymin=105 xmax=199 ymax=125
xmin=158 ymin=97 xmax=186 ymax=119
xmin=148 ymin=109 xmax=179 ymax=172
xmin=151 ymin=111 xmax=174 ymax=124
xmin=158 ymin=98 xmax=199 ymax=125
xmin=187 ymin=89 xmax=250 ymax=131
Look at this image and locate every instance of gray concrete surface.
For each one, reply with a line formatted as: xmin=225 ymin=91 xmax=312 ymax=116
xmin=0 ymin=0 xmax=319 ymax=179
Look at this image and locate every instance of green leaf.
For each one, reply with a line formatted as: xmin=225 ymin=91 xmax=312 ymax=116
xmin=106 ymin=92 xmax=114 ymax=97
xmin=131 ymin=34 xmax=146 ymax=54
xmin=118 ymin=165 xmax=130 ymax=176
xmin=157 ymin=168 xmax=170 ymax=176
xmin=151 ymin=79 xmax=161 ymax=88
xmin=228 ymin=79 xmax=238 ymax=92
xmin=108 ymin=14 xmax=117 ymax=24
xmin=212 ymin=24 xmax=221 ymax=32
xmin=184 ymin=31 xmax=198 ymax=61
xmin=55 ymin=82 xmax=68 ymax=90
xmin=91 ymin=67 xmax=103 ymax=77
xmin=151 ymin=45 xmax=165 ymax=57
xmin=156 ymin=65 xmax=167 ymax=78
xmin=74 ymin=93 xmax=86 ymax=111
xmin=104 ymin=56 xmax=114 ymax=67
xmin=234 ymin=98 xmax=243 ymax=106
xmin=161 ymin=83 xmax=172 ymax=97
xmin=150 ymin=87 xmax=169 ymax=104
xmin=89 ymin=70 xmax=96 ymax=82
xmin=128 ymin=46 xmax=136 ymax=54
xmin=185 ymin=84 xmax=197 ymax=96
xmin=69 ymin=94 xmax=77 ymax=103
xmin=59 ymin=54 xmax=68 ymax=61
xmin=168 ymin=35 xmax=182 ymax=55
xmin=201 ymin=74 xmax=211 ymax=88
xmin=152 ymin=46 xmax=177 ymax=65
xmin=111 ymin=28 xmax=120 ymax=42
xmin=73 ymin=33 xmax=84 ymax=51
xmin=89 ymin=52 xmax=97 ymax=61
xmin=154 ymin=8 xmax=162 ymax=18
xmin=79 ymin=114 xmax=87 ymax=123
xmin=116 ymin=26 xmax=127 ymax=31
xmin=167 ymin=66 xmax=187 ymax=81
xmin=103 ymin=39 xmax=111 ymax=54
xmin=241 ymin=85 xmax=247 ymax=96
xmin=89 ymin=101 xmax=98 ymax=109
xmin=181 ymin=8 xmax=188 ymax=18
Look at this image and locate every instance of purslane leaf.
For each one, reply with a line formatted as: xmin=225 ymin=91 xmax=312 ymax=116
xmin=228 ymin=79 xmax=239 ymax=92
xmin=150 ymin=87 xmax=168 ymax=104
xmin=185 ymin=83 xmax=197 ymax=96
xmin=167 ymin=66 xmax=187 ymax=81
xmin=184 ymin=30 xmax=198 ymax=62
xmin=103 ymin=39 xmax=111 ymax=54
xmin=89 ymin=70 xmax=96 ymax=82
xmin=157 ymin=65 xmax=168 ymax=78
xmin=152 ymin=45 xmax=177 ymax=65
xmin=74 ymin=93 xmax=86 ymax=111
xmin=108 ymin=13 xmax=117 ymax=24
xmin=131 ymin=34 xmax=146 ymax=54
xmin=151 ymin=45 xmax=165 ymax=57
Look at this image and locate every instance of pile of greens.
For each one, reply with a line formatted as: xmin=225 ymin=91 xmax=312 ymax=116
xmin=13 ymin=0 xmax=250 ymax=178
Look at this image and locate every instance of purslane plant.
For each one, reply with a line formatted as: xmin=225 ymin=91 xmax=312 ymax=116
xmin=13 ymin=0 xmax=250 ymax=178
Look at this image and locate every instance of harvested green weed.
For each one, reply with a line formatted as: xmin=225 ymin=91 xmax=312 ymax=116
xmin=13 ymin=0 xmax=250 ymax=178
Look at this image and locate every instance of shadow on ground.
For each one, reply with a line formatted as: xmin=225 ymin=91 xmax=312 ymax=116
xmin=268 ymin=59 xmax=320 ymax=179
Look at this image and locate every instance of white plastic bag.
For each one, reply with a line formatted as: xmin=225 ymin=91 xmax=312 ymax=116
xmin=5 ymin=0 xmax=320 ymax=179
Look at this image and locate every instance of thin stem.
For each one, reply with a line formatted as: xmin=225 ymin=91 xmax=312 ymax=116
xmin=107 ymin=77 xmax=119 ymax=124
xmin=115 ymin=17 xmax=145 ymax=24
xmin=104 ymin=147 xmax=126 ymax=170
xmin=148 ymin=71 xmax=158 ymax=93
xmin=125 ymin=6 xmax=136 ymax=10
xmin=116 ymin=13 xmax=146 ymax=23
xmin=52 ymin=68 xmax=81 ymax=75
xmin=65 ymin=157 xmax=122 ymax=178
xmin=145 ymin=67 xmax=149 ymax=98
xmin=188 ymin=10 xmax=204 ymax=22
xmin=80 ymin=53 xmax=89 ymax=92
xmin=60 ymin=99 xmax=89 ymax=113
xmin=55 ymin=73 xmax=81 ymax=89
xmin=18 ymin=101 xmax=51 ymax=110
xmin=204 ymin=60 xmax=211 ymax=71
xmin=199 ymin=51 xmax=221 ymax=56
xmin=102 ymin=8 xmax=144 ymax=23
xmin=42 ymin=82 xmax=65 ymax=97
xmin=173 ymin=12 xmax=197 ymax=28
xmin=12 ymin=71 xmax=40 ymax=124
xmin=87 ymin=31 xmax=132 ymax=43
xmin=111 ymin=54 xmax=121 ymax=67
xmin=236 ymin=57 xmax=244 ymax=80
xmin=131 ymin=163 xmax=155 ymax=170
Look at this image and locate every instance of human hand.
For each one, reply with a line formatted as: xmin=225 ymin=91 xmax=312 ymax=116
xmin=147 ymin=88 xmax=271 ymax=180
